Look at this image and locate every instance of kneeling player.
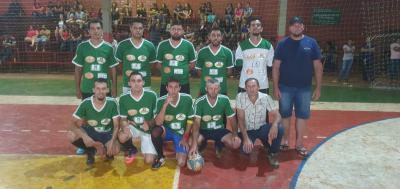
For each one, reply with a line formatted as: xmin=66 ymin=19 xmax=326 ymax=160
xmin=151 ymin=78 xmax=194 ymax=169
xmin=118 ymin=72 xmax=158 ymax=165
xmin=190 ymin=79 xmax=241 ymax=158
xmin=68 ymin=78 xmax=120 ymax=165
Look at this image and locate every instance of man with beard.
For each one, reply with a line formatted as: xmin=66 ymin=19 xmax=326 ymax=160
xmin=272 ymin=16 xmax=323 ymax=157
xmin=68 ymin=78 xmax=120 ymax=166
xmin=155 ymin=22 xmax=197 ymax=96
xmin=196 ymin=28 xmax=234 ymax=96
xmin=235 ymin=16 xmax=275 ymax=94
xmin=115 ymin=18 xmax=157 ymax=94
xmin=72 ymin=19 xmax=119 ymax=155
xmin=189 ymin=79 xmax=240 ymax=159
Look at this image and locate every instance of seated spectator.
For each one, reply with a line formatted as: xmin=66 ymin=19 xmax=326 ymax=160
xmin=35 ymin=25 xmax=51 ymax=52
xmin=75 ymin=6 xmax=87 ymax=27
xmin=198 ymin=20 xmax=208 ymax=42
xmin=234 ymin=3 xmax=244 ymax=32
xmin=159 ymin=3 xmax=170 ymax=32
xmin=173 ymin=3 xmax=184 ymax=23
xmin=111 ymin=2 xmax=120 ymax=26
xmin=55 ymin=14 xmax=66 ymax=41
xmin=0 ymin=34 xmax=16 ymax=64
xmin=205 ymin=1 xmax=213 ymax=16
xmin=243 ymin=2 xmax=253 ymax=20
xmin=60 ymin=27 xmax=70 ymax=51
xmin=207 ymin=12 xmax=216 ymax=25
xmin=149 ymin=19 xmax=161 ymax=47
xmin=198 ymin=3 xmax=207 ymax=23
xmin=240 ymin=21 xmax=248 ymax=40
xmin=53 ymin=1 xmax=64 ymax=16
xmin=25 ymin=25 xmax=39 ymax=48
xmin=121 ymin=2 xmax=132 ymax=17
xmin=149 ymin=3 xmax=160 ymax=19
xmin=68 ymin=26 xmax=82 ymax=52
xmin=136 ymin=2 xmax=146 ymax=18
xmin=32 ymin=0 xmax=45 ymax=17
xmin=225 ymin=3 xmax=234 ymax=29
xmin=6 ymin=0 xmax=24 ymax=16
xmin=184 ymin=25 xmax=195 ymax=43
xmin=66 ymin=13 xmax=77 ymax=25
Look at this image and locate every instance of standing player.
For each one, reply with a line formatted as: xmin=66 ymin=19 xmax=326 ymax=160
xmin=72 ymin=19 xmax=119 ymax=99
xmin=118 ymin=72 xmax=158 ymax=165
xmin=115 ymin=18 xmax=157 ymax=94
xmin=151 ymin=78 xmax=194 ymax=169
xmin=189 ymin=79 xmax=241 ymax=158
xmin=235 ymin=16 xmax=274 ymax=94
xmin=196 ymin=28 xmax=234 ymax=96
xmin=155 ymin=22 xmax=197 ymax=96
xmin=68 ymin=78 xmax=120 ymax=166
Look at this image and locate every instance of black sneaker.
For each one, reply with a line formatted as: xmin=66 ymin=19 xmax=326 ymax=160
xmin=86 ymin=148 xmax=96 ymax=166
xmin=267 ymin=153 xmax=279 ymax=169
xmin=151 ymin=157 xmax=166 ymax=170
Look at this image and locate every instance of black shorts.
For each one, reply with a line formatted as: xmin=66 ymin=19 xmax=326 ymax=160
xmin=81 ymin=92 xmax=111 ymax=100
xmin=200 ymin=129 xmax=231 ymax=142
xmin=82 ymin=126 xmax=113 ymax=145
xmin=237 ymin=87 xmax=269 ymax=94
xmin=160 ymin=83 xmax=190 ymax=97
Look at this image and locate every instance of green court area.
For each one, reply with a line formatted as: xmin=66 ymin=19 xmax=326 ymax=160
xmin=0 ymin=74 xmax=399 ymax=103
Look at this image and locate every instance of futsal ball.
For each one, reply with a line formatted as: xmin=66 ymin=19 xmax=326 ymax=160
xmin=187 ymin=153 xmax=204 ymax=172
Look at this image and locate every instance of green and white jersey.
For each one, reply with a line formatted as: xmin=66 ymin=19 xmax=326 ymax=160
xmin=196 ymin=45 xmax=234 ymax=94
xmin=72 ymin=40 xmax=119 ymax=93
xmin=194 ymin=94 xmax=235 ymax=130
xmin=156 ymin=93 xmax=194 ymax=135
xmin=235 ymin=38 xmax=274 ymax=89
xmin=73 ymin=96 xmax=119 ymax=132
xmin=115 ymin=38 xmax=156 ymax=88
xmin=119 ymin=90 xmax=157 ymax=133
xmin=156 ymin=39 xmax=197 ymax=85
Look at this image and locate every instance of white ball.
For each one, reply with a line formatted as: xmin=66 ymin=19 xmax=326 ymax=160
xmin=187 ymin=153 xmax=204 ymax=172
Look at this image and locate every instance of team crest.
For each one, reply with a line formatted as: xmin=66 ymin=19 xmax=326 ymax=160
xmin=126 ymin=54 xmax=136 ymax=61
xmin=125 ymin=70 xmax=133 ymax=76
xmin=134 ymin=116 xmax=144 ymax=124
xmin=84 ymin=72 xmax=94 ymax=79
xmin=87 ymin=120 xmax=98 ymax=127
xmin=165 ymin=115 xmax=174 ymax=122
xmin=205 ymin=61 xmax=213 ymax=68
xmin=215 ymin=62 xmax=224 ymax=68
xmin=202 ymin=115 xmax=212 ymax=122
xmin=164 ymin=67 xmax=171 ymax=73
xmin=139 ymin=107 xmax=150 ymax=115
xmin=97 ymin=57 xmax=106 ymax=64
xmin=138 ymin=55 xmax=147 ymax=62
xmin=212 ymin=115 xmax=222 ymax=121
xmin=176 ymin=113 xmax=186 ymax=121
xmin=85 ymin=56 xmax=95 ymax=63
xmin=128 ymin=109 xmax=137 ymax=116
xmin=165 ymin=53 xmax=173 ymax=60
xmin=101 ymin=118 xmax=111 ymax=125
xmin=175 ymin=55 xmax=185 ymax=61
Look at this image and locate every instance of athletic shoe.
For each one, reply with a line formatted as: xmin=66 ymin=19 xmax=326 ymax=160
xmin=267 ymin=153 xmax=280 ymax=169
xmin=124 ymin=147 xmax=137 ymax=165
xmin=105 ymin=155 xmax=114 ymax=161
xmin=76 ymin=148 xmax=85 ymax=155
xmin=86 ymin=148 xmax=96 ymax=166
xmin=151 ymin=157 xmax=166 ymax=170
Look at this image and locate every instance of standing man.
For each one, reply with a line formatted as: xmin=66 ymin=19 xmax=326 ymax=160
xmin=118 ymin=72 xmax=158 ymax=165
xmin=115 ymin=18 xmax=157 ymax=94
xmin=389 ymin=39 xmax=400 ymax=84
xmin=236 ymin=78 xmax=284 ymax=168
xmin=236 ymin=16 xmax=274 ymax=94
xmin=360 ymin=37 xmax=375 ymax=82
xmin=151 ymin=78 xmax=194 ymax=169
xmin=155 ymin=22 xmax=197 ymax=96
xmin=272 ymin=16 xmax=323 ymax=157
xmin=68 ymin=78 xmax=120 ymax=166
xmin=196 ymin=28 xmax=234 ymax=96
xmin=73 ymin=19 xmax=119 ymax=99
xmin=337 ymin=40 xmax=355 ymax=84
xmin=189 ymin=79 xmax=241 ymax=158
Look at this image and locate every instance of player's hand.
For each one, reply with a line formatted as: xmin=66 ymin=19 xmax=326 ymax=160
xmin=111 ymin=89 xmax=117 ymax=98
xmin=76 ymin=90 xmax=82 ymax=99
xmin=165 ymin=95 xmax=173 ymax=105
xmin=273 ymin=87 xmax=281 ymax=100
xmin=189 ymin=145 xmax=198 ymax=156
xmin=142 ymin=121 xmax=150 ymax=131
xmin=243 ymin=138 xmax=254 ymax=154
xmin=312 ymin=88 xmax=321 ymax=101
xmin=106 ymin=140 xmax=115 ymax=156
xmin=232 ymin=134 xmax=241 ymax=146
xmin=82 ymin=136 xmax=96 ymax=147
xmin=179 ymin=139 xmax=189 ymax=152
xmin=268 ymin=125 xmax=278 ymax=146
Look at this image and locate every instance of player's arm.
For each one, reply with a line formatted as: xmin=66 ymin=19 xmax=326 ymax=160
xmin=313 ymin=59 xmax=323 ymax=101
xmin=189 ymin=117 xmax=201 ymax=155
xmin=267 ymin=109 xmax=281 ymax=145
xmin=272 ymin=59 xmax=281 ymax=100
xmin=180 ymin=118 xmax=193 ymax=152
xmin=155 ymin=98 xmax=171 ymax=126
xmin=70 ymin=117 xmax=96 ymax=147
xmin=227 ymin=67 xmax=233 ymax=77
xmin=111 ymin=116 xmax=119 ymax=142
xmin=237 ymin=108 xmax=253 ymax=153
xmin=110 ymin=67 xmax=117 ymax=97
xmin=74 ymin=66 xmax=83 ymax=99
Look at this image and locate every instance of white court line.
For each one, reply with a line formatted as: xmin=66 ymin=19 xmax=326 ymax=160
xmin=316 ymin=136 xmax=327 ymax=139
xmin=40 ymin=130 xmax=50 ymax=133
xmin=1 ymin=129 xmax=13 ymax=132
xmin=303 ymin=136 xmax=308 ymax=139
xmin=20 ymin=129 xmax=31 ymax=132
xmin=172 ymin=166 xmax=181 ymax=189
xmin=57 ymin=130 xmax=68 ymax=133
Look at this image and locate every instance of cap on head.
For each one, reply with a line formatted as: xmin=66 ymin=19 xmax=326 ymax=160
xmin=289 ymin=16 xmax=304 ymax=25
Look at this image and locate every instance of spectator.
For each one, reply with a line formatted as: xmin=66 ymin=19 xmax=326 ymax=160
xmin=6 ymin=0 xmax=24 ymax=16
xmin=136 ymin=2 xmax=146 ymax=18
xmin=234 ymin=3 xmax=244 ymax=32
xmin=148 ymin=19 xmax=161 ymax=47
xmin=111 ymin=2 xmax=120 ymax=26
xmin=149 ymin=3 xmax=160 ymax=19
xmin=198 ymin=20 xmax=208 ymax=42
xmin=75 ymin=6 xmax=87 ymax=27
xmin=159 ymin=3 xmax=170 ymax=32
xmin=25 ymin=25 xmax=39 ymax=48
xmin=205 ymin=1 xmax=213 ymax=16
xmin=32 ymin=0 xmax=45 ymax=17
xmin=121 ymin=1 xmax=132 ymax=17
xmin=336 ymin=40 xmax=355 ymax=84
xmin=198 ymin=3 xmax=207 ymax=23
xmin=243 ymin=2 xmax=253 ymax=20
xmin=225 ymin=3 xmax=234 ymax=30
xmin=53 ymin=0 xmax=64 ymax=16
xmin=173 ymin=2 xmax=184 ymax=23
xmin=360 ymin=37 xmax=375 ymax=82
xmin=181 ymin=3 xmax=193 ymax=23
xmin=184 ymin=25 xmax=195 ymax=43
xmin=0 ymin=35 xmax=16 ymax=65
xmin=35 ymin=25 xmax=51 ymax=52
xmin=68 ymin=26 xmax=82 ymax=52
xmin=240 ymin=21 xmax=248 ymax=40
xmin=60 ymin=27 xmax=70 ymax=51
xmin=55 ymin=14 xmax=66 ymax=41
xmin=389 ymin=39 xmax=400 ymax=83
xmin=323 ymin=41 xmax=336 ymax=73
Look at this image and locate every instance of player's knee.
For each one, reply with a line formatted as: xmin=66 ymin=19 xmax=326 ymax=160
xmin=177 ymin=159 xmax=186 ymax=167
xmin=118 ymin=132 xmax=128 ymax=143
xmin=67 ymin=131 xmax=79 ymax=142
xmin=144 ymin=155 xmax=155 ymax=164
xmin=151 ymin=126 xmax=163 ymax=139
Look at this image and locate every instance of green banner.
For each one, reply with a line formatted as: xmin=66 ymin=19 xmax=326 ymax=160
xmin=312 ymin=8 xmax=341 ymax=25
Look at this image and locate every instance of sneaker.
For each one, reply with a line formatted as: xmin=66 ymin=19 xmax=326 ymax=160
xmin=152 ymin=157 xmax=166 ymax=170
xmin=124 ymin=147 xmax=137 ymax=165
xmin=105 ymin=155 xmax=114 ymax=161
xmin=76 ymin=148 xmax=85 ymax=155
xmin=267 ymin=153 xmax=280 ymax=169
xmin=86 ymin=148 xmax=96 ymax=166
